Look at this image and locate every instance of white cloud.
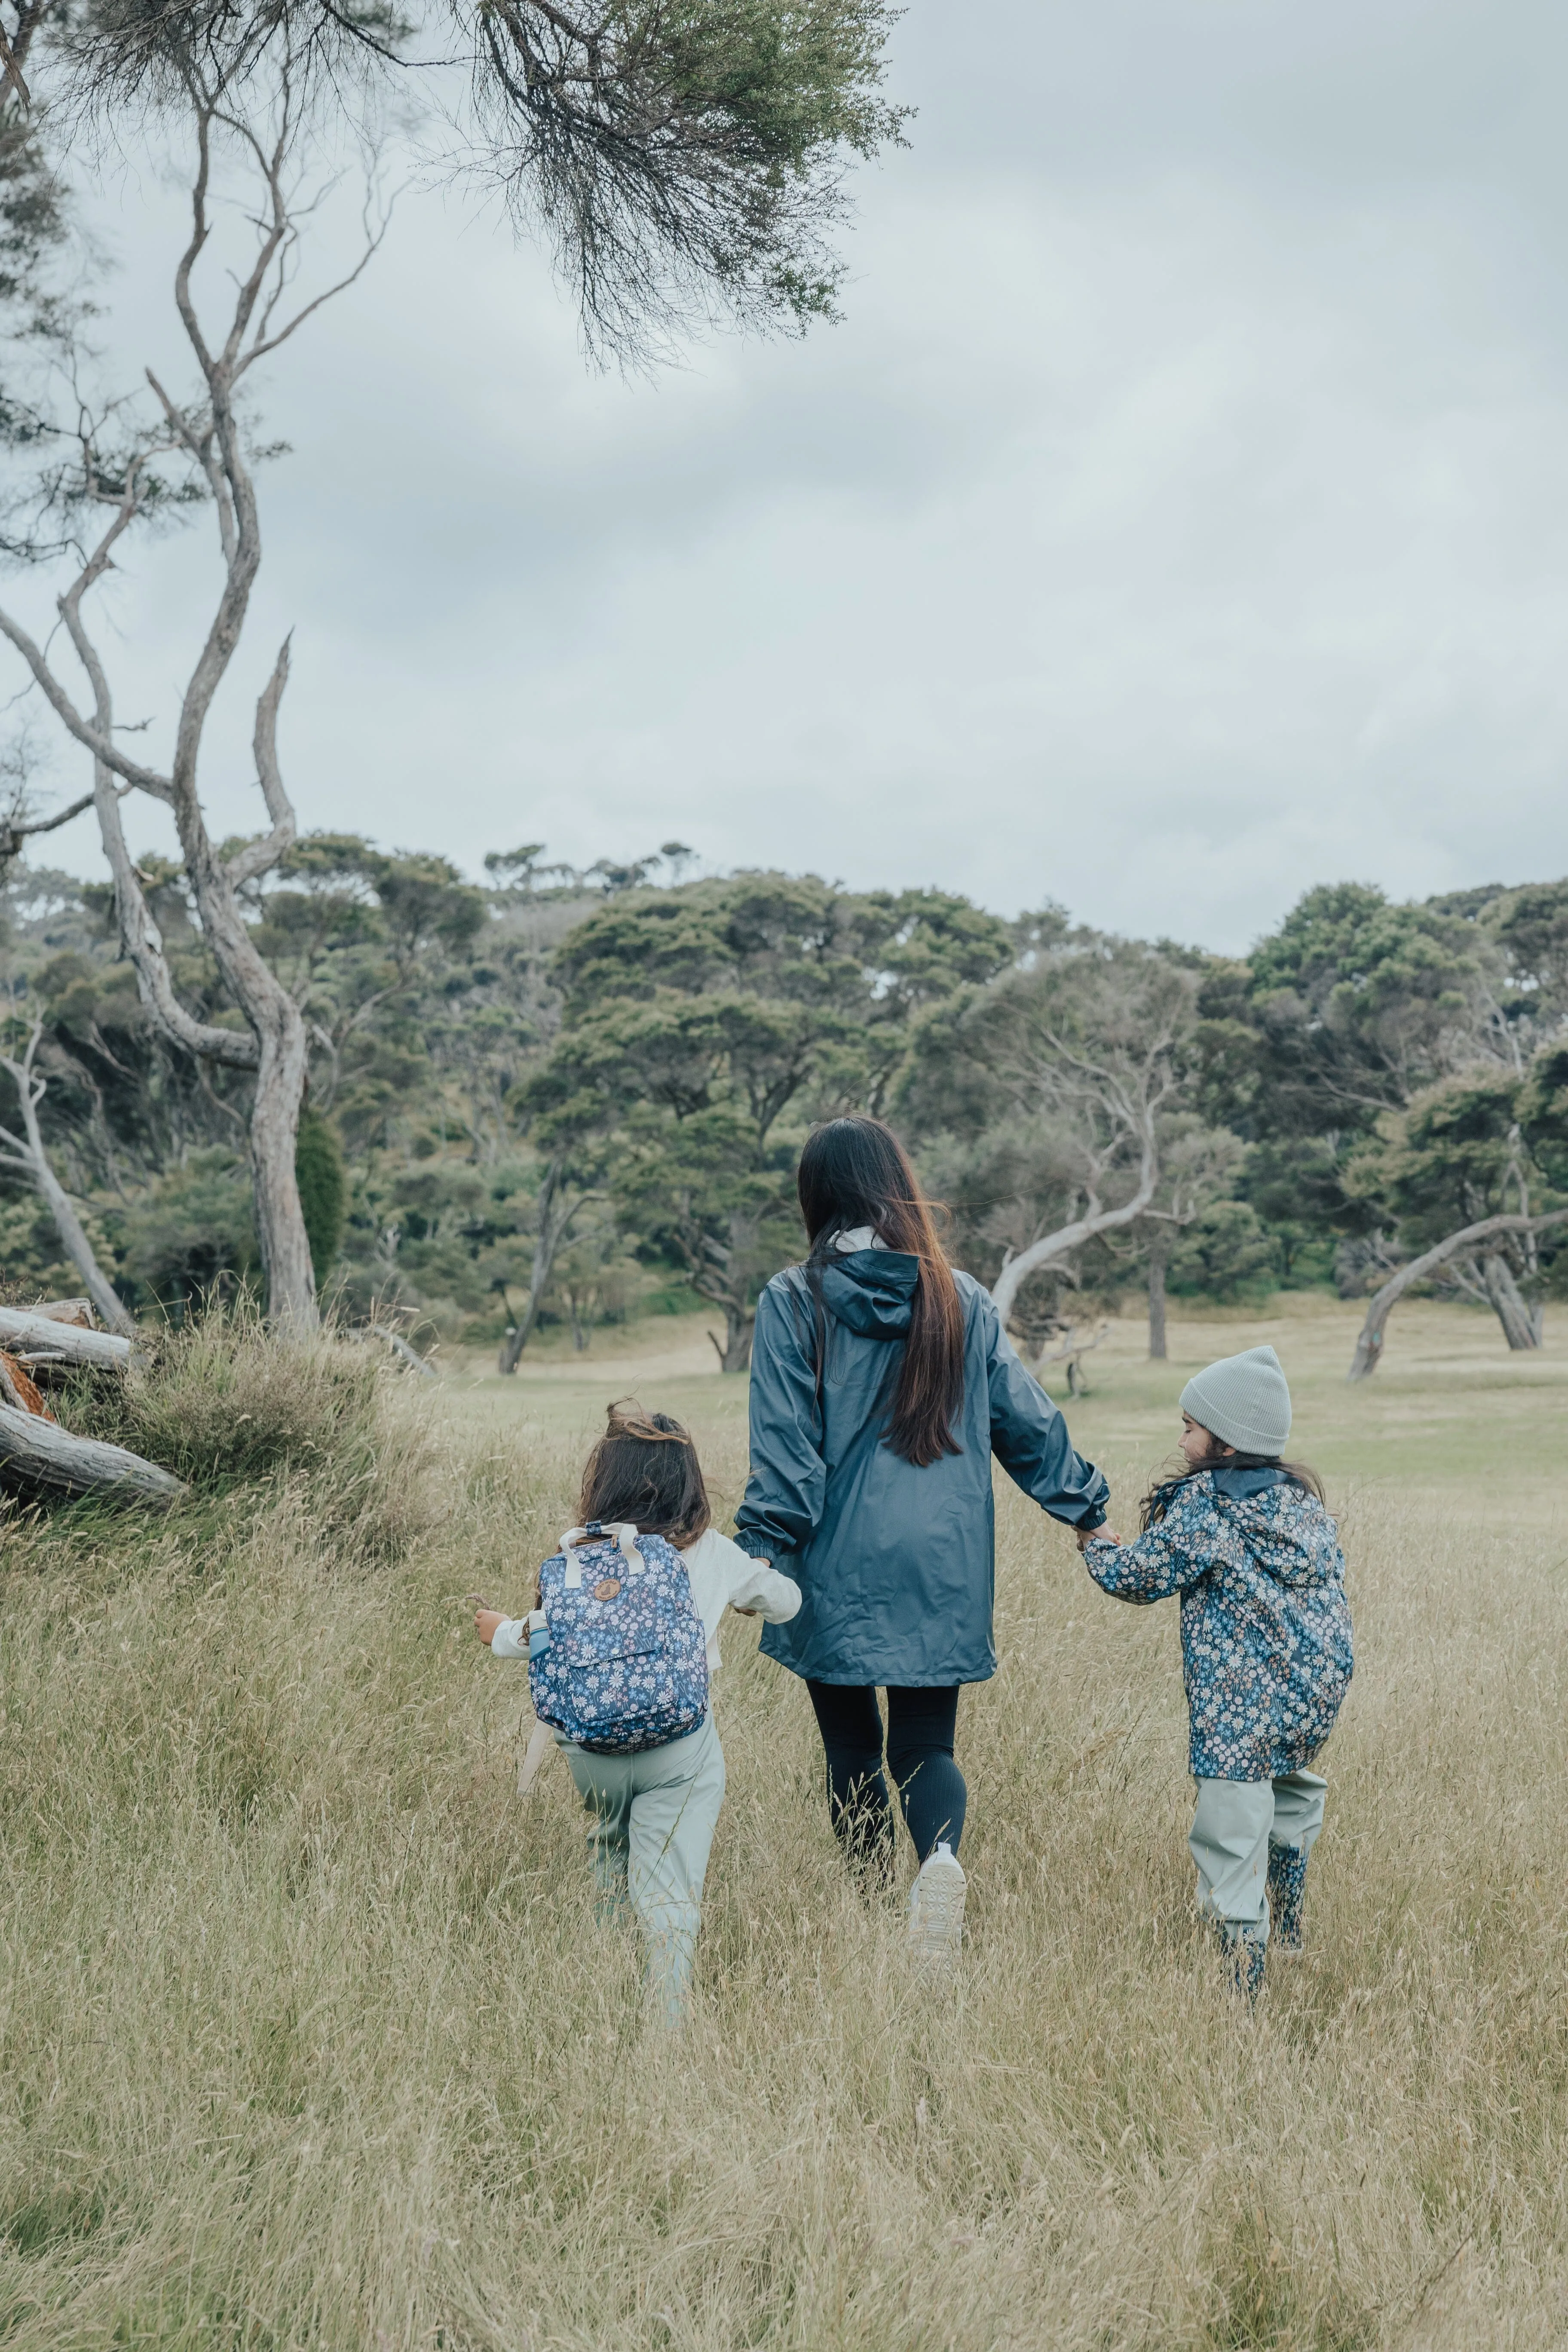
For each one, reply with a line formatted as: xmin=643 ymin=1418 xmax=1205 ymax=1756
xmin=7 ymin=0 xmax=1568 ymax=953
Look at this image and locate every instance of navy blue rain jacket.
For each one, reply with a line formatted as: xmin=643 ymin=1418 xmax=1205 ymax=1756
xmin=733 ymin=1251 xmax=1109 ymax=1687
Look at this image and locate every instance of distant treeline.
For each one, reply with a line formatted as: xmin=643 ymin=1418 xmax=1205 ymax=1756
xmin=2 ymin=846 xmax=1565 ymax=1368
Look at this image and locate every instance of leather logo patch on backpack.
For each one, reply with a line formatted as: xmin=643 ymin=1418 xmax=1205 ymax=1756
xmin=594 ymin=1577 xmax=622 ymax=1601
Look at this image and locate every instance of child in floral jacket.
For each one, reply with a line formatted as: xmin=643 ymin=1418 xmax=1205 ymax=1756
xmin=1077 ymin=1345 xmax=1352 ymax=1995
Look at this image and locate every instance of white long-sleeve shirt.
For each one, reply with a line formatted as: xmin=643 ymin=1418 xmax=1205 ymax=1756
xmin=491 ymin=1526 xmax=800 ymax=1673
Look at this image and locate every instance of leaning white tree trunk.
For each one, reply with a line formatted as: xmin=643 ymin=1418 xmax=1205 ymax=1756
xmin=992 ymin=1127 xmax=1161 ymax=1325
xmin=0 ymin=1023 xmax=137 ymax=1335
xmin=1348 ymin=1209 xmax=1568 ymax=1380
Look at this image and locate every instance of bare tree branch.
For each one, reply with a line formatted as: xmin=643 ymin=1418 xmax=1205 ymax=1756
xmin=0 ymin=1019 xmax=137 ymax=1333
xmin=224 ymin=634 xmax=297 ymax=885
xmin=0 ymin=787 xmax=96 ymax=861
xmin=0 ymin=605 xmax=176 ymax=799
xmin=0 ymin=18 xmax=31 ymax=106
xmin=236 ymin=190 xmax=394 ymax=375
xmin=91 ymin=729 xmax=261 ymax=1069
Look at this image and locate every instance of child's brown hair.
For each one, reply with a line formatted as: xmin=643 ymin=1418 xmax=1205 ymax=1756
xmin=1140 ymin=1433 xmax=1326 ymax=1532
xmin=577 ymin=1400 xmax=711 ymax=1548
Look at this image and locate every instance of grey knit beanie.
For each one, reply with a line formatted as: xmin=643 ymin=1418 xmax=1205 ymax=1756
xmin=1179 ymin=1344 xmax=1291 ymax=1455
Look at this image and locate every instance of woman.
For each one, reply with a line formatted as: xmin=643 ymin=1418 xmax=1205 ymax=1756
xmin=732 ymin=1115 xmax=1109 ymax=1961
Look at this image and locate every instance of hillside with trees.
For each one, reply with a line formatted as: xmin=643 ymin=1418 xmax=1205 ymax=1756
xmin=2 ymin=842 xmax=1563 ymax=1369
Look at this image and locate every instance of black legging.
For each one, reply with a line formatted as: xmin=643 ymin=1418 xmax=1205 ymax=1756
xmin=805 ymin=1681 xmax=966 ymax=1869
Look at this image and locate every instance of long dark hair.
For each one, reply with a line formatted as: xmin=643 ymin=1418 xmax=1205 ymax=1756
xmin=796 ymin=1116 xmax=964 ymax=1469
xmin=1140 ymin=1432 xmax=1326 ymax=1532
xmin=579 ymin=1400 xmax=711 ymax=1547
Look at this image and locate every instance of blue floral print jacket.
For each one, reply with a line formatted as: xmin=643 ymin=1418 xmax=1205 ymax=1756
xmin=1082 ymin=1466 xmax=1352 ymax=1781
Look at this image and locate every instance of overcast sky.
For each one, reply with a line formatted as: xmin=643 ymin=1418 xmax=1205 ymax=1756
xmin=7 ymin=0 xmax=1568 ymax=954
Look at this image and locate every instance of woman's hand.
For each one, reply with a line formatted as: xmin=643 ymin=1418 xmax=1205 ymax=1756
xmin=1075 ymin=1525 xmax=1120 ymax=1552
xmin=474 ymin=1608 xmax=506 ymax=1645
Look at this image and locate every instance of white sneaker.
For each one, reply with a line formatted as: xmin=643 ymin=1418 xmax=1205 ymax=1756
xmin=909 ymin=1841 xmax=966 ymax=1966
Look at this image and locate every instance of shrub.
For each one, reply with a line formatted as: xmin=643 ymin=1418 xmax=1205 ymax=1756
xmin=62 ymin=1298 xmax=383 ymax=1490
xmin=1168 ymin=1199 xmax=1280 ymax=1304
xmin=117 ymin=1149 xmax=258 ymax=1313
xmin=295 ymin=1109 xmax=347 ymax=1289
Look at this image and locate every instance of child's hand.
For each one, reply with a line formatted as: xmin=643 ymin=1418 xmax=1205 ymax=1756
xmin=474 ymin=1608 xmax=506 ymax=1645
xmin=1075 ymin=1525 xmax=1120 ymax=1551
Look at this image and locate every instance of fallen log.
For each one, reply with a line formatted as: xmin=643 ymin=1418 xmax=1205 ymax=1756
xmin=346 ymin=1322 xmax=439 ymax=1380
xmin=30 ymin=1298 xmax=96 ymax=1329
xmin=0 ymin=1350 xmax=54 ymax=1419
xmin=0 ymin=1401 xmax=185 ymax=1504
xmin=0 ymin=1309 xmax=134 ymax=1372
xmin=370 ymin=1322 xmax=438 ymax=1379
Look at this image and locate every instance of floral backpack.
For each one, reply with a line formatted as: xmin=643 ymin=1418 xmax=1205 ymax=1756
xmin=524 ymin=1521 xmax=710 ymax=1754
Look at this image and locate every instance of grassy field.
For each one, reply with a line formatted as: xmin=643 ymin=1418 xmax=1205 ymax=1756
xmin=448 ymin=1290 xmax=1568 ymax=1530
xmin=0 ymin=1296 xmax=1565 ymax=2347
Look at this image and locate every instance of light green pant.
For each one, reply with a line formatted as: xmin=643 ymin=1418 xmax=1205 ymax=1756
xmin=561 ymin=1713 xmax=726 ymax=2024
xmin=1188 ymin=1771 xmax=1327 ymax=1947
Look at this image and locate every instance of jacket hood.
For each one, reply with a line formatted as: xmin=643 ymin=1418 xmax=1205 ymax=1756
xmin=1208 ymin=1465 xmax=1338 ymax=1587
xmin=817 ymin=1249 xmax=919 ymax=1339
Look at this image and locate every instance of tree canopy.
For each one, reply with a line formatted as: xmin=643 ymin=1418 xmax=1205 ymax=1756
xmin=8 ymin=0 xmax=909 ymax=363
xmin=1 ymin=842 xmax=1565 ymax=1366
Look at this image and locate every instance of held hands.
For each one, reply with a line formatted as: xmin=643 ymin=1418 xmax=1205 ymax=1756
xmin=731 ymin=1553 xmax=772 ymax=1617
xmin=1075 ymin=1524 xmax=1121 ymax=1552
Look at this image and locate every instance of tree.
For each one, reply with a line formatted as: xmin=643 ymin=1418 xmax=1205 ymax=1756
xmin=0 ymin=54 xmax=391 ymax=1325
xmin=0 ymin=828 xmax=608 ymax=1331
xmin=3 ymin=0 xmax=906 ymax=1325
xmin=1345 ymin=1204 xmax=1568 ymax=1381
xmin=48 ymin=0 xmax=909 ymax=368
xmin=1136 ymin=1116 xmax=1246 ymax=1359
xmin=492 ymin=1131 xmax=604 ymax=1372
xmin=899 ymin=924 xmax=1212 ymax=1334
xmin=0 ymin=734 xmax=99 ymax=872
xmin=1232 ymin=1136 xmax=1341 ymax=1289
xmin=522 ymin=874 xmax=1010 ymax=1369
xmin=0 ymin=2 xmax=51 ymax=110
xmin=1342 ymin=1060 xmax=1568 ymax=1374
xmin=1203 ymin=882 xmax=1513 ymax=1142
xmin=0 ymin=1014 xmax=134 ymax=1327
xmin=1192 ymin=880 xmax=1552 ymax=1305
xmin=1484 ymin=880 xmax=1568 ymax=1057
xmin=2 ymin=861 xmax=253 ymax=1197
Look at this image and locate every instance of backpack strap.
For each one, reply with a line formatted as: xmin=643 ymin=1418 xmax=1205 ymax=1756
xmin=557 ymin=1521 xmax=641 ymax=1589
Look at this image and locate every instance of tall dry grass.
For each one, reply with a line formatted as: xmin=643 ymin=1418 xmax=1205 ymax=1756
xmin=0 ymin=1326 xmax=1564 ymax=2348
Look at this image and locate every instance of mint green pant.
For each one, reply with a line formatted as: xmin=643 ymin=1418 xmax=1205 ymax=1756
xmin=1188 ymin=1771 xmax=1327 ymax=1946
xmin=560 ymin=1714 xmax=726 ymax=2023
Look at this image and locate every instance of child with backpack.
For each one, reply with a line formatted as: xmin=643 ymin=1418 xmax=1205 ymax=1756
xmin=474 ymin=1402 xmax=800 ymax=2024
xmin=1075 ymin=1346 xmax=1352 ymax=1996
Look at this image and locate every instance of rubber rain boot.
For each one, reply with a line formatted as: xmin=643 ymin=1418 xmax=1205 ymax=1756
xmin=1267 ymin=1845 xmax=1308 ymax=1954
xmin=1220 ymin=1925 xmax=1266 ymax=2003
